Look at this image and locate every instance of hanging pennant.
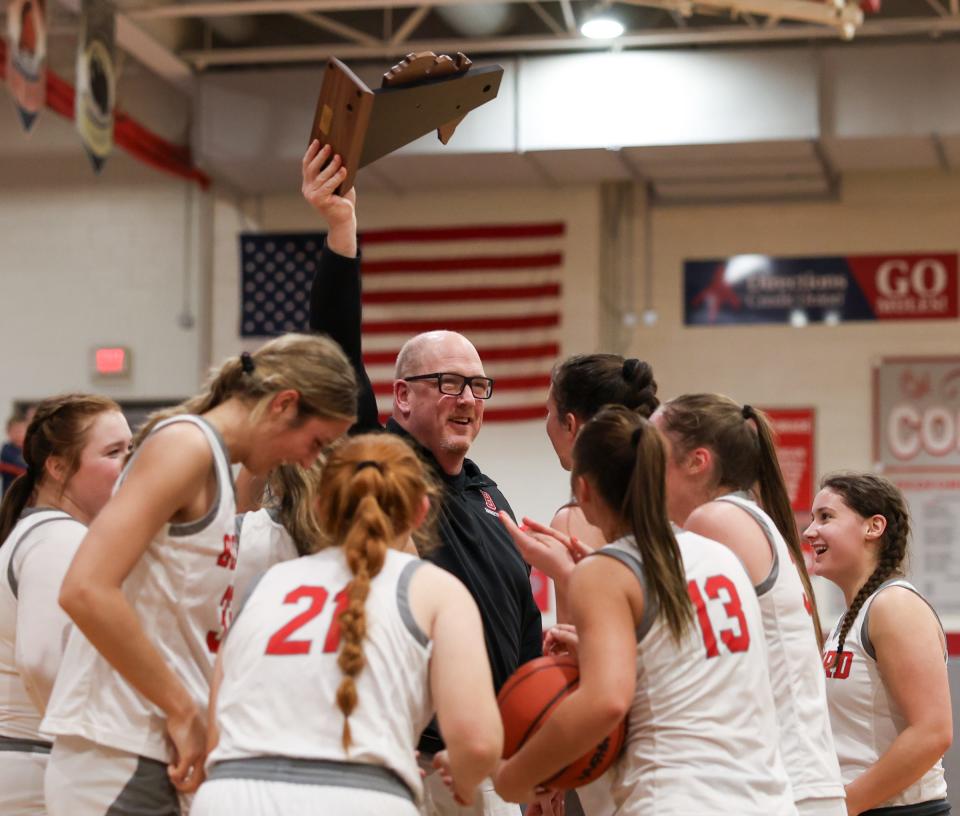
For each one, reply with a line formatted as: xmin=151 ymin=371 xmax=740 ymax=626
xmin=75 ymin=0 xmax=115 ymax=173
xmin=5 ymin=0 xmax=47 ymax=132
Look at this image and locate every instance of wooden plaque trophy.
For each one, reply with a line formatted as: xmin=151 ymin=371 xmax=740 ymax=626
xmin=308 ymin=52 xmax=503 ymax=193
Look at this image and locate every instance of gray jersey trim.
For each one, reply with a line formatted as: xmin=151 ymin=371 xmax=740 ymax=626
xmin=861 ymin=579 xmax=946 ymax=662
xmin=168 ymin=416 xmax=234 ymax=537
xmin=207 ymin=756 xmax=415 ymax=803
xmin=714 ymin=492 xmax=780 ymax=596
xmin=105 ymin=754 xmax=180 ymax=816
xmin=397 ymin=559 xmax=430 ymax=648
xmin=6 ymin=512 xmax=74 ymax=599
xmin=593 ymin=546 xmax=658 ymax=642
xmin=0 ymin=734 xmax=53 ymax=753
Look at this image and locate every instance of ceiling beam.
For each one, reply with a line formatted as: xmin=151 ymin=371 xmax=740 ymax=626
xmin=390 ymin=5 xmax=431 ymax=44
xmin=132 ymin=0 xmax=538 ymax=21
xmin=181 ymin=15 xmax=960 ymax=68
xmin=293 ymin=12 xmax=383 ymax=47
xmin=528 ymin=1 xmax=565 ymax=35
xmin=558 ymin=0 xmax=577 ymax=33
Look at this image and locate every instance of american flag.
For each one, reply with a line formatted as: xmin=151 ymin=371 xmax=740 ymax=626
xmin=240 ymin=223 xmax=565 ymax=423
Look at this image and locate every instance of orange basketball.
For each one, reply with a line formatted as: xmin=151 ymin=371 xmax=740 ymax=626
xmin=497 ymin=654 xmax=626 ymax=789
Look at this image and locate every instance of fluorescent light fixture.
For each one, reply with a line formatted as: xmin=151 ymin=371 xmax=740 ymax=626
xmin=580 ymin=15 xmax=624 ymax=39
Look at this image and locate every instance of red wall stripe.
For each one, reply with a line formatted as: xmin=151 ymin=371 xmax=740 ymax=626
xmin=362 ymin=253 xmax=563 ymax=275
xmin=948 ymin=632 xmax=960 ymax=657
xmin=371 ymin=373 xmax=552 ymax=396
xmin=363 ymin=314 xmax=560 ymax=334
xmin=363 ymin=283 xmax=561 ymax=304
xmin=361 ymin=223 xmax=565 ymax=244
xmin=379 ymin=404 xmax=547 ymax=425
xmin=363 ymin=342 xmax=560 ymax=366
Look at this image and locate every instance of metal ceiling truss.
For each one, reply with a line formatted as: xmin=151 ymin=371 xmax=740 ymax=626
xmin=75 ymin=0 xmax=960 ymax=73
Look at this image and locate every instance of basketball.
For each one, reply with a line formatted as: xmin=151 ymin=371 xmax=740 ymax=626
xmin=497 ymin=654 xmax=626 ymax=789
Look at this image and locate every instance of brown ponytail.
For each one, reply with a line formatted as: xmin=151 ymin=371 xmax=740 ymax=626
xmin=315 ymin=433 xmax=437 ymax=751
xmin=661 ymin=394 xmax=825 ymax=647
xmin=0 ymin=394 xmax=121 ymax=543
xmin=573 ymin=406 xmax=693 ymax=643
xmin=821 ymin=473 xmax=910 ymax=661
xmin=133 ymin=333 xmax=357 ymax=450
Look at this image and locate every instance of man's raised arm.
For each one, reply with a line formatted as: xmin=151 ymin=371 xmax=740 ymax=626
xmin=302 ymin=140 xmax=380 ymax=431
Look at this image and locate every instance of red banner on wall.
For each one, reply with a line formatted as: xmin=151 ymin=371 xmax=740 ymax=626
xmin=761 ymin=407 xmax=816 ymax=512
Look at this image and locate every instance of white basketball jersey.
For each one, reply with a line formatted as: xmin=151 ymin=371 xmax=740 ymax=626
xmin=823 ymin=579 xmax=948 ymax=808
xmin=232 ymin=508 xmax=299 ymax=605
xmin=208 ymin=548 xmax=433 ymax=802
xmin=0 ymin=510 xmax=82 ymax=741
xmin=602 ymin=531 xmax=796 ymax=816
xmin=715 ymin=493 xmax=844 ymax=803
xmin=43 ymin=415 xmax=238 ymax=762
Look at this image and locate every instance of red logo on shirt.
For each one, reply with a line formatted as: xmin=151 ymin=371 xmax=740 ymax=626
xmin=216 ymin=533 xmax=238 ymax=570
xmin=480 ymin=490 xmax=497 ymax=512
xmin=823 ymin=650 xmax=853 ymax=679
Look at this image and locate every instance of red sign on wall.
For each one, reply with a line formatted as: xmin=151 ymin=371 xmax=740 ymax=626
xmin=761 ymin=407 xmax=816 ymax=512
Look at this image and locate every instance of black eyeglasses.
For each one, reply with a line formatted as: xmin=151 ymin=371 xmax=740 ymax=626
xmin=403 ymin=372 xmax=495 ymax=400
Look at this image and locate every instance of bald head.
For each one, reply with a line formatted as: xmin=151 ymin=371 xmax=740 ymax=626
xmin=394 ymin=331 xmax=483 ymax=379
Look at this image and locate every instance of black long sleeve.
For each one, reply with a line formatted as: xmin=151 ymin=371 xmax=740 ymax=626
xmin=308 ymin=242 xmax=381 ymax=432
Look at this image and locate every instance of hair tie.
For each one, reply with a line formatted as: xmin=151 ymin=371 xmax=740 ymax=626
xmin=240 ymin=351 xmax=256 ymax=375
xmin=742 ymin=404 xmax=753 ymax=420
xmin=622 ymin=358 xmax=640 ymax=380
xmin=355 ymin=460 xmax=383 ymax=473
xmin=630 ymin=426 xmax=643 ymax=448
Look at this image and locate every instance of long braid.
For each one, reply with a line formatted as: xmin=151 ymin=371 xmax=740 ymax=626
xmin=823 ymin=473 xmax=910 ymax=663
xmin=314 ymin=433 xmax=436 ymax=753
xmin=335 ymin=491 xmax=389 ymax=750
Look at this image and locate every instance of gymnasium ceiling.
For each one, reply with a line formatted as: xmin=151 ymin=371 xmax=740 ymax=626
xmin=73 ymin=0 xmax=960 ymax=74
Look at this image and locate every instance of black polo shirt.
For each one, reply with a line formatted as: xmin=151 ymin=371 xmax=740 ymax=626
xmin=310 ymin=242 xmax=543 ymax=752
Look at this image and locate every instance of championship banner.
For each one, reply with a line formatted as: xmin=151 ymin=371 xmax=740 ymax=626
xmin=685 ymin=253 xmax=958 ymax=326
xmin=5 ymin=0 xmax=47 ymax=132
xmin=75 ymin=0 xmax=115 ymax=173
xmin=875 ymin=357 xmax=960 ymax=618
xmin=874 ymin=357 xmax=960 ymax=473
xmin=760 ymin=407 xmax=815 ymax=512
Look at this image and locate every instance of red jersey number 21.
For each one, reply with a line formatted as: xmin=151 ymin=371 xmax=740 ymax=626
xmin=265 ymin=585 xmax=349 ymax=656
xmin=687 ymin=575 xmax=751 ymax=659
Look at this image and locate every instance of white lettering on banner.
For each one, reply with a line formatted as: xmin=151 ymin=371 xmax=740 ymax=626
xmin=887 ymin=405 xmax=960 ymax=460
xmin=876 ymin=259 xmax=948 ymax=299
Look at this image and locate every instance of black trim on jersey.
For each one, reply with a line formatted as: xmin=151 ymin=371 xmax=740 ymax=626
xmin=860 ymin=798 xmax=951 ymax=816
xmin=714 ymin=492 xmax=780 ymax=596
xmin=397 ymin=559 xmax=430 ymax=648
xmin=861 ymin=580 xmax=946 ymax=662
xmin=593 ymin=543 xmax=658 ymax=641
xmin=5 ymin=511 xmax=75 ymax=599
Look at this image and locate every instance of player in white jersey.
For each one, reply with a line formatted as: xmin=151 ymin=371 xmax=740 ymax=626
xmin=193 ymin=432 xmax=503 ymax=815
xmin=0 ymin=394 xmax=131 ymax=815
xmin=494 ymin=406 xmax=796 ymax=815
xmin=41 ymin=334 xmax=358 ymax=816
xmin=805 ymin=473 xmax=952 ymax=816
xmin=651 ymin=394 xmax=845 ymax=816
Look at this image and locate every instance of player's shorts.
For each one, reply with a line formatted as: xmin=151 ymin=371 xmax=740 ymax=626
xmin=45 ymin=734 xmax=180 ymax=816
xmin=0 ymin=736 xmax=50 ymax=815
xmin=192 ymin=756 xmax=420 ymax=816
xmin=861 ymin=800 xmax=951 ymax=816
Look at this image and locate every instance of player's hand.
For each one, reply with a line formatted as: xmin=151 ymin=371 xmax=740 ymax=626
xmin=524 ymin=517 xmax=594 ymax=564
xmin=499 ymin=513 xmax=578 ymax=583
xmin=165 ymin=703 xmax=206 ymax=792
xmin=301 ymin=140 xmax=357 ymax=256
xmin=544 ymin=624 xmax=579 ymax=660
xmin=527 ymin=790 xmax=566 ymax=816
xmin=432 ymin=750 xmax=473 ymax=805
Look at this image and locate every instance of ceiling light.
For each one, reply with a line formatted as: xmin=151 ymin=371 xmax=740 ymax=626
xmin=580 ymin=15 xmax=624 ymax=39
